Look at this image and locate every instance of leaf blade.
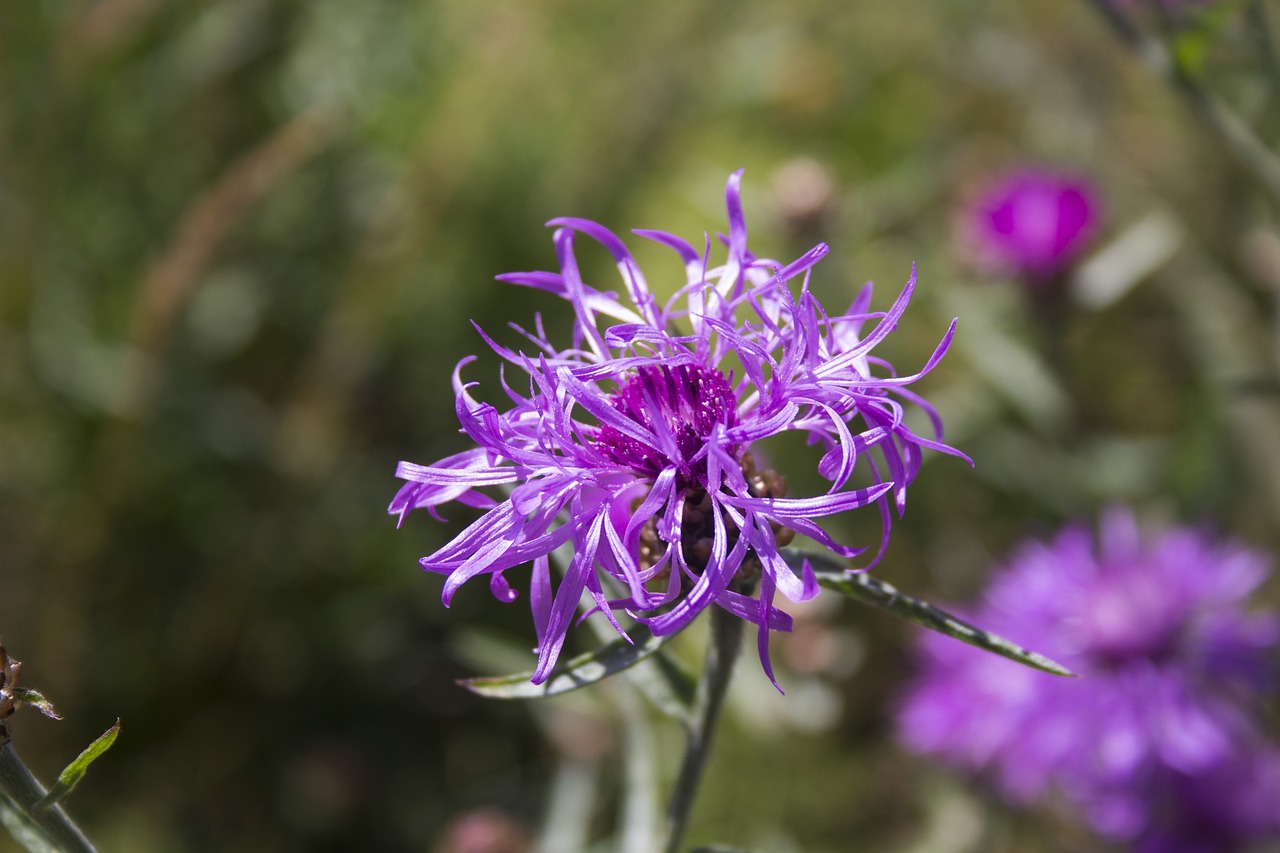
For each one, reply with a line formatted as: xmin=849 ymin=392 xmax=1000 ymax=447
xmin=11 ymin=690 xmax=60 ymax=722
xmin=33 ymin=720 xmax=120 ymax=812
xmin=461 ymin=624 xmax=682 ymax=699
xmin=783 ymin=549 xmax=1075 ymax=677
xmin=623 ymin=652 xmax=697 ymax=719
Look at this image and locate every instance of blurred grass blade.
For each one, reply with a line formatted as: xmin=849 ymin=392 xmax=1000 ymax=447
xmin=783 ymin=549 xmax=1075 ymax=677
xmin=33 ymin=721 xmax=120 ymax=813
xmin=624 ymin=652 xmax=696 ymax=721
xmin=461 ymin=625 xmax=678 ymax=699
xmin=614 ymin=678 xmax=659 ymax=853
xmin=578 ymin=578 xmax=695 ymax=719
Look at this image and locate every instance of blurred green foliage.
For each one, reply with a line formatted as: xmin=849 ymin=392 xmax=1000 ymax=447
xmin=1 ymin=0 xmax=1278 ymax=851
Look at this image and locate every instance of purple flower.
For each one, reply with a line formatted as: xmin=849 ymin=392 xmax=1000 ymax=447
xmin=390 ymin=170 xmax=963 ymax=685
xmin=960 ymin=167 xmax=1098 ymax=285
xmin=897 ymin=509 xmax=1280 ymax=850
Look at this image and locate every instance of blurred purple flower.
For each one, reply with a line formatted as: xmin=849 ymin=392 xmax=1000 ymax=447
xmin=390 ymin=171 xmax=963 ymax=685
xmin=898 ymin=509 xmax=1280 ymax=850
xmin=961 ymin=167 xmax=1099 ymax=285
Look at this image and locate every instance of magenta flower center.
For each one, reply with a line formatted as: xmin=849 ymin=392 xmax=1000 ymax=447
xmin=594 ymin=363 xmax=739 ymax=485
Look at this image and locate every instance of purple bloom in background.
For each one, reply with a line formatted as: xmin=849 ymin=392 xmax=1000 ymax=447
xmin=898 ymin=509 xmax=1280 ymax=851
xmin=961 ymin=167 xmax=1099 ymax=285
xmin=390 ymin=171 xmax=963 ymax=685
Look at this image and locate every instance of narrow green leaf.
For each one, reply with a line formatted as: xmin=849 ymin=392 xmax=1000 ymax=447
xmin=11 ymin=690 xmax=60 ymax=722
xmin=461 ymin=625 xmax=678 ymax=699
xmin=783 ymin=549 xmax=1075 ymax=677
xmin=33 ymin=720 xmax=119 ymax=812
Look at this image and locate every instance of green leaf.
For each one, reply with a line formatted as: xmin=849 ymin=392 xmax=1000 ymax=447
xmin=11 ymin=690 xmax=60 ymax=722
xmin=783 ymin=549 xmax=1075 ymax=678
xmin=1171 ymin=0 xmax=1251 ymax=78
xmin=33 ymin=720 xmax=119 ymax=812
xmin=460 ymin=625 xmax=681 ymax=699
xmin=1172 ymin=30 xmax=1211 ymax=77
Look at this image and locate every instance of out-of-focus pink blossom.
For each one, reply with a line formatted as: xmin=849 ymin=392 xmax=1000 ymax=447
xmin=960 ymin=167 xmax=1099 ymax=285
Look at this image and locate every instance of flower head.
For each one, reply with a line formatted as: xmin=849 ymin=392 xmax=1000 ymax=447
xmin=960 ymin=167 xmax=1098 ymax=285
xmin=898 ymin=509 xmax=1280 ymax=849
xmin=391 ymin=171 xmax=961 ymax=686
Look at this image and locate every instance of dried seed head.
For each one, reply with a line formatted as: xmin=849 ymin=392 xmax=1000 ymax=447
xmin=0 ymin=644 xmax=20 ymax=746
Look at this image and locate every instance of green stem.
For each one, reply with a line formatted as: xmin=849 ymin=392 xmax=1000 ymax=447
xmin=662 ymin=606 xmax=742 ymax=853
xmin=0 ymin=745 xmax=95 ymax=853
xmin=1247 ymin=1 xmax=1280 ymax=114
xmin=1086 ymin=0 xmax=1280 ymax=211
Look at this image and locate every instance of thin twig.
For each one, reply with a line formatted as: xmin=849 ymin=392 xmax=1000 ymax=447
xmin=1086 ymin=0 xmax=1169 ymax=63
xmin=662 ymin=606 xmax=742 ymax=853
xmin=1247 ymin=0 xmax=1280 ymax=108
xmin=129 ymin=108 xmax=336 ymax=355
xmin=1086 ymin=0 xmax=1280 ymax=210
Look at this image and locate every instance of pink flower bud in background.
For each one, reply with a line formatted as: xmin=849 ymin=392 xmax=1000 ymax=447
xmin=960 ymin=167 xmax=1099 ymax=286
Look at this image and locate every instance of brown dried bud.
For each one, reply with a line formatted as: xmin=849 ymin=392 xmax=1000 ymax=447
xmin=1 ymin=643 xmax=20 ymax=746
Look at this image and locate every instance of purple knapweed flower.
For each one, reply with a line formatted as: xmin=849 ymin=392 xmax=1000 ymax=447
xmin=898 ymin=509 xmax=1280 ymax=851
xmin=960 ymin=167 xmax=1099 ymax=285
xmin=390 ymin=170 xmax=962 ymax=686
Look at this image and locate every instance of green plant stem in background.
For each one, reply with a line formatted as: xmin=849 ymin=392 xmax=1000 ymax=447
xmin=662 ymin=605 xmax=743 ymax=853
xmin=0 ymin=745 xmax=94 ymax=853
xmin=1087 ymin=0 xmax=1280 ymax=211
xmin=1246 ymin=0 xmax=1280 ymax=106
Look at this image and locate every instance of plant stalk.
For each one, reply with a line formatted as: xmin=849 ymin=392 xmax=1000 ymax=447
xmin=0 ymin=745 xmax=95 ymax=853
xmin=662 ymin=605 xmax=742 ymax=853
xmin=1086 ymin=0 xmax=1280 ymax=211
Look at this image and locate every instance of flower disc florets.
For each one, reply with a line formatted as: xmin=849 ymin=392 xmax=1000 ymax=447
xmin=390 ymin=170 xmax=963 ymax=686
xmin=595 ymin=363 xmax=739 ymax=486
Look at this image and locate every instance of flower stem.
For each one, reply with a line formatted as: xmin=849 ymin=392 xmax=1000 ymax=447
xmin=1085 ymin=0 xmax=1280 ymax=211
xmin=662 ymin=605 xmax=742 ymax=853
xmin=0 ymin=744 xmax=95 ymax=853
